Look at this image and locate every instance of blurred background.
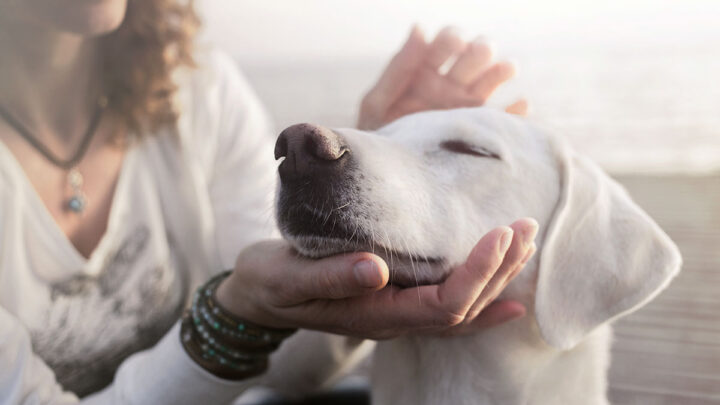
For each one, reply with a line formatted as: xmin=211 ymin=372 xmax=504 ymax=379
xmin=199 ymin=1 xmax=720 ymax=403
xmin=201 ymin=0 xmax=720 ymax=174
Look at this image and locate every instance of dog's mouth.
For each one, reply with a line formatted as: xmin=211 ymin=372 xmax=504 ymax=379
xmin=287 ymin=234 xmax=448 ymax=288
xmin=281 ymin=205 xmax=448 ymax=288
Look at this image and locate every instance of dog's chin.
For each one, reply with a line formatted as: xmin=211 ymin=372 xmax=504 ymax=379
xmin=285 ymin=234 xmax=449 ymax=288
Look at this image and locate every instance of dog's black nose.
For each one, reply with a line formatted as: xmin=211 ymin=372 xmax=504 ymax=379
xmin=275 ymin=123 xmax=349 ymax=182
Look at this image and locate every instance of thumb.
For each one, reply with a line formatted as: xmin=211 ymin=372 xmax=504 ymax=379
xmin=287 ymin=252 xmax=389 ymax=303
xmin=466 ymin=299 xmax=526 ymax=330
xmin=363 ymin=25 xmax=427 ymax=116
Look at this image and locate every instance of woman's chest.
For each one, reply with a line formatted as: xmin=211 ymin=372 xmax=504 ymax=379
xmin=0 ymin=137 xmax=216 ymax=395
xmin=0 ymin=121 xmax=126 ymax=259
xmin=26 ymin=220 xmax=191 ymax=396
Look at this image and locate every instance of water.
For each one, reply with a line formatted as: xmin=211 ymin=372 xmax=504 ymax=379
xmin=239 ymin=45 xmax=720 ymax=174
xmin=200 ymin=0 xmax=720 ymax=174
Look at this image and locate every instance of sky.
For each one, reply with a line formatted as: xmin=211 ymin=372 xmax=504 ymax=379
xmin=199 ymin=0 xmax=720 ymax=63
xmin=196 ymin=0 xmax=720 ymax=173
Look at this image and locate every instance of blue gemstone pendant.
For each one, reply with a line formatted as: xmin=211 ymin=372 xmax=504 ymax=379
xmin=67 ymin=195 xmax=86 ymax=213
xmin=66 ymin=168 xmax=86 ymax=214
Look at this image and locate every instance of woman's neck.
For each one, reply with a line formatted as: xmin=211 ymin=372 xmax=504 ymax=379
xmin=0 ymin=17 xmax=101 ymax=145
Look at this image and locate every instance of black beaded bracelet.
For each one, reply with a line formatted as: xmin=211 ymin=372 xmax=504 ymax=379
xmin=180 ymin=271 xmax=297 ymax=380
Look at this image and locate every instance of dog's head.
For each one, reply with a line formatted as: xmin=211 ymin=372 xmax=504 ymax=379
xmin=275 ymin=107 xmax=681 ymax=349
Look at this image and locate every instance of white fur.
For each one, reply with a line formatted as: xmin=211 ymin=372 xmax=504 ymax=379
xmin=280 ymin=108 xmax=682 ymax=404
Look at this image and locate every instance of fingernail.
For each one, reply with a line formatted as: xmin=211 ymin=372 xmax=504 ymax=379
xmin=507 ymin=307 xmax=527 ymax=321
xmin=499 ymin=228 xmax=513 ymax=254
xmin=521 ymin=242 xmax=537 ymax=265
xmin=472 ymin=36 xmax=495 ymax=53
xmin=408 ymin=24 xmax=425 ymax=41
xmin=354 ymin=260 xmax=382 ymax=288
xmin=440 ymin=26 xmax=463 ymax=39
xmin=524 ymin=219 xmax=539 ymax=244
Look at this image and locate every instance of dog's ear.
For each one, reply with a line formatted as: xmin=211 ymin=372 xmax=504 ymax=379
xmin=535 ymin=139 xmax=682 ymax=350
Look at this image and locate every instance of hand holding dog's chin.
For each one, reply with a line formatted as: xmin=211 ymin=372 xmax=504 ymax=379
xmin=214 ymin=240 xmax=391 ymax=330
xmin=215 ymin=219 xmax=537 ymax=339
xmin=357 ymin=25 xmax=528 ymax=131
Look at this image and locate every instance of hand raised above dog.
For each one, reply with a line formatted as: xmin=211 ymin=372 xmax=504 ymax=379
xmin=357 ymin=25 xmax=527 ymax=131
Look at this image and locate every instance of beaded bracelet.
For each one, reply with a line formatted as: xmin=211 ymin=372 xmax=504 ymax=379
xmin=180 ymin=270 xmax=297 ymax=380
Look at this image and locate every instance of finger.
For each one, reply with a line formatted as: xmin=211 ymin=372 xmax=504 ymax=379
xmin=404 ymin=67 xmax=476 ymax=109
xmin=478 ymin=218 xmax=538 ymax=294
xmin=464 ymin=218 xmax=538 ymax=319
xmin=360 ymin=25 xmax=427 ymax=125
xmin=434 ymin=226 xmax=513 ymax=316
xmin=281 ymin=252 xmax=389 ymax=305
xmin=382 ymin=97 xmax=429 ymax=124
xmin=505 ymin=98 xmax=529 ymax=116
xmin=276 ymin=225 xmax=530 ymax=337
xmin=314 ymin=227 xmax=513 ymax=334
xmin=504 ymin=242 xmax=536 ymax=286
xmin=289 ymin=237 xmax=516 ymax=338
xmin=515 ymin=242 xmax=537 ymax=274
xmin=425 ymin=26 xmax=466 ymax=71
xmin=446 ymin=39 xmax=493 ymax=86
xmin=349 ymin=226 xmax=512 ymax=333
xmin=465 ymin=300 xmax=526 ymax=330
xmin=469 ymin=61 xmax=516 ymax=104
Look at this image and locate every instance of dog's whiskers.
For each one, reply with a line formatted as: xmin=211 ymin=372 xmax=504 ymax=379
xmin=381 ymin=228 xmax=395 ymax=279
xmin=400 ymin=235 xmax=422 ymax=304
xmin=332 ymin=201 xmax=351 ymax=212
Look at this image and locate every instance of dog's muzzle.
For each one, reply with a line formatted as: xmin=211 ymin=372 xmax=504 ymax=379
xmin=274 ymin=123 xmax=447 ymax=286
xmin=274 ymin=123 xmax=350 ymax=184
xmin=275 ymin=123 xmax=359 ymax=240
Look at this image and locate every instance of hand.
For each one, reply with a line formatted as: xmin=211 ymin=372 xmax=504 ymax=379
xmin=358 ymin=26 xmax=528 ymax=131
xmin=215 ymin=218 xmax=538 ymax=340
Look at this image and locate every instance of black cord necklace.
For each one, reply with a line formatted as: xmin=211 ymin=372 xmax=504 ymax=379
xmin=0 ymin=96 xmax=108 ymax=213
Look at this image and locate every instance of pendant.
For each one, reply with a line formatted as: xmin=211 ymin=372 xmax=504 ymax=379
xmin=67 ymin=194 xmax=86 ymax=213
xmin=66 ymin=168 xmax=87 ymax=213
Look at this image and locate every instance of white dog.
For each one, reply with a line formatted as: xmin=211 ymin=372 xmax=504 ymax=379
xmin=273 ymin=108 xmax=682 ymax=405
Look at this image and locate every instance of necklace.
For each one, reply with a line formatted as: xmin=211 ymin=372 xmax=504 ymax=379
xmin=0 ymin=96 xmax=108 ymax=214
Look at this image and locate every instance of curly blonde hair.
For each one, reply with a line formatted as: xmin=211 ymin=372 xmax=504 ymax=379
xmin=101 ymin=0 xmax=200 ymax=136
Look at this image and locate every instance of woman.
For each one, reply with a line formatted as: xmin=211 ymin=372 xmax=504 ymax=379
xmin=0 ymin=0 xmax=537 ymax=403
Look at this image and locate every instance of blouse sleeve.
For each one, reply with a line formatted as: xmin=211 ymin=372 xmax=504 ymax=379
xmin=0 ymin=306 xmax=78 ymax=404
xmin=91 ymin=51 xmax=279 ymax=403
xmin=2 ymin=305 xmax=262 ymax=405
xmin=186 ymin=50 xmax=375 ymax=398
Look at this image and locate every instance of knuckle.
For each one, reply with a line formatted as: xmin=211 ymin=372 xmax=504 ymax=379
xmin=315 ymin=269 xmax=345 ymax=298
xmin=342 ymin=314 xmax=360 ymax=331
xmin=470 ymin=262 xmax=497 ymax=286
xmin=482 ymin=261 xmax=501 ymax=281
xmin=266 ymin=283 xmax=294 ymax=307
xmin=508 ymin=245 xmax=527 ymax=263
xmin=261 ymin=272 xmax=299 ymax=306
xmin=362 ymin=90 xmax=383 ymax=110
xmin=360 ymin=93 xmax=374 ymax=110
xmin=468 ymin=84 xmax=489 ymax=102
xmin=500 ymin=63 xmax=516 ymax=77
xmin=262 ymin=271 xmax=284 ymax=292
xmin=436 ymin=310 xmax=466 ymax=328
xmin=488 ymin=66 xmax=505 ymax=80
xmin=470 ymin=41 xmax=491 ymax=56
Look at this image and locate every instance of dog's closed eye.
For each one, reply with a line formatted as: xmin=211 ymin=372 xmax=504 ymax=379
xmin=439 ymin=140 xmax=501 ymax=159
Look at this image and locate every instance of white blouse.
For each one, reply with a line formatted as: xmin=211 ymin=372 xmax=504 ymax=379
xmin=0 ymin=49 xmax=370 ymax=404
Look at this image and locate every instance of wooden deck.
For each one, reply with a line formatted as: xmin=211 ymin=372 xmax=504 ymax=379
xmin=609 ymin=175 xmax=720 ymax=405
